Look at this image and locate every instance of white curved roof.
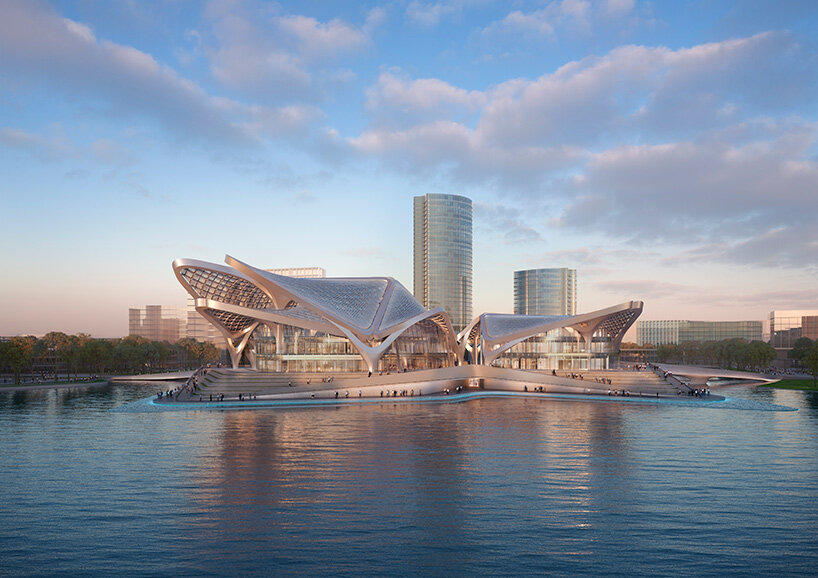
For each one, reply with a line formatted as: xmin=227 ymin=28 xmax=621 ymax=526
xmin=175 ymin=259 xmax=272 ymax=309
xmin=174 ymin=256 xmax=442 ymax=339
xmin=467 ymin=301 xmax=643 ymax=365
xmin=380 ymin=283 xmax=428 ymax=331
xmin=258 ymin=273 xmax=388 ymax=329
xmin=173 ymin=256 xmax=459 ymax=372
xmin=484 ymin=314 xmax=571 ymax=339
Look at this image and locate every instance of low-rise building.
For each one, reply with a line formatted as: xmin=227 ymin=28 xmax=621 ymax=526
xmin=637 ymin=320 xmax=763 ymax=346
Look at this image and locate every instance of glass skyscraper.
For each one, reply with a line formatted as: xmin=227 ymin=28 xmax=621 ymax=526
xmin=513 ymin=268 xmax=577 ymax=316
xmin=413 ymin=194 xmax=473 ymax=332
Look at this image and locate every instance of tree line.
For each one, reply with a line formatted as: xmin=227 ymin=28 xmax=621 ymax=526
xmin=0 ymin=332 xmax=221 ymax=384
xmin=653 ymin=338 xmax=777 ymax=370
xmin=788 ymin=337 xmax=818 ymax=386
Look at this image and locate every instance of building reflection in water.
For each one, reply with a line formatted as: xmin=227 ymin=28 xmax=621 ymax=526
xmin=180 ymin=397 xmax=638 ymax=561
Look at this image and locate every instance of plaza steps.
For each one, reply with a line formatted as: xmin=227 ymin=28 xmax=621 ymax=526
xmin=525 ymin=369 xmax=680 ymax=395
xmin=185 ymin=366 xmax=681 ymax=400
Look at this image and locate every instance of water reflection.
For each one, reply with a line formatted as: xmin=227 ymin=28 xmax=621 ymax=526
xmin=179 ymin=396 xmax=643 ymax=568
xmin=1 ymin=383 xmax=817 ymax=575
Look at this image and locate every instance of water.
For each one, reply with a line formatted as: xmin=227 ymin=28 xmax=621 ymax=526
xmin=1 ymin=383 xmax=817 ymax=576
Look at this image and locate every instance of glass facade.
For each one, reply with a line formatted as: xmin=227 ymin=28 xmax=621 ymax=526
xmin=769 ymin=310 xmax=818 ymax=348
xmin=493 ymin=329 xmax=611 ymax=371
xmin=129 ymin=305 xmax=187 ymax=342
xmin=513 ymin=268 xmax=577 ymax=316
xmin=252 ymin=319 xmax=457 ymax=374
xmin=637 ymin=320 xmax=764 ymax=346
xmin=253 ymin=324 xmax=366 ymax=373
xmin=413 ymin=194 xmax=473 ymax=332
xmin=186 ymin=296 xmax=226 ymax=347
xmin=378 ymin=318 xmax=457 ymax=372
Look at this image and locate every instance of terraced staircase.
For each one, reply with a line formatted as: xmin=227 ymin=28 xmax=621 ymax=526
xmin=533 ymin=369 xmax=680 ymax=395
xmin=195 ymin=369 xmax=369 ymax=397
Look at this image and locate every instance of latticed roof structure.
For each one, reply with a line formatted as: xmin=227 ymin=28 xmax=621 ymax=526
xmin=460 ymin=301 xmax=643 ymax=366
xmin=174 ymin=255 xmax=642 ymax=372
xmin=173 ymin=256 xmax=458 ymax=370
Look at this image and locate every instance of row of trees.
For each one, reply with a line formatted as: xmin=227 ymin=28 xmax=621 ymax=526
xmin=654 ymin=338 xmax=777 ymax=370
xmin=789 ymin=337 xmax=818 ymax=386
xmin=0 ymin=332 xmax=222 ymax=384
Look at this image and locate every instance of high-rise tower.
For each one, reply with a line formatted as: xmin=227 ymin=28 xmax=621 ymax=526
xmin=513 ymin=268 xmax=577 ymax=316
xmin=413 ymin=194 xmax=473 ymax=332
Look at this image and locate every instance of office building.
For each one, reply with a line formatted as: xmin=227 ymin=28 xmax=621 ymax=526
xmin=413 ymin=194 xmax=472 ymax=332
xmin=128 ymin=305 xmax=187 ymax=342
xmin=769 ymin=310 xmax=818 ymax=349
xmin=514 ymin=268 xmax=577 ymax=316
xmin=636 ymin=320 xmax=763 ymax=346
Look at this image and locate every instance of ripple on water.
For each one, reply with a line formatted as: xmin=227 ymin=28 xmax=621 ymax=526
xmin=2 ymin=383 xmax=816 ymax=576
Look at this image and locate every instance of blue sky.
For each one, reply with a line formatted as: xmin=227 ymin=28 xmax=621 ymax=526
xmin=1 ymin=0 xmax=816 ymax=337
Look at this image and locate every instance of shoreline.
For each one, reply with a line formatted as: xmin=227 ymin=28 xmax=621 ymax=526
xmin=112 ymin=389 xmax=798 ymax=414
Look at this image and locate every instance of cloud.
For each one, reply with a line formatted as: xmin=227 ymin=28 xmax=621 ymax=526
xmin=0 ymin=127 xmax=72 ymax=161
xmin=528 ymin=246 xmax=661 ymax=267
xmin=277 ymin=15 xmax=366 ymax=60
xmin=350 ymin=121 xmax=584 ymax=189
xmin=352 ymin=32 xmax=816 ymax=186
xmin=595 ymin=279 xmax=694 ymax=299
xmin=487 ymin=0 xmax=593 ymax=38
xmin=366 ymin=71 xmax=487 ymax=125
xmin=477 ymin=32 xmax=815 ymax=148
xmin=364 ymin=6 xmax=388 ymax=31
xmin=203 ymin=0 xmax=368 ymax=101
xmin=664 ymin=225 xmax=818 ymax=270
xmin=474 ymin=202 xmax=543 ymax=243
xmin=554 ymin=127 xmax=818 ymax=251
xmin=0 ymin=1 xmax=320 ymax=145
xmin=350 ymin=32 xmax=818 ymax=270
xmin=481 ymin=0 xmax=644 ymax=39
xmin=0 ymin=1 xmax=244 ymax=143
xmin=406 ymin=2 xmax=457 ymax=27
xmin=90 ymin=139 xmax=138 ymax=167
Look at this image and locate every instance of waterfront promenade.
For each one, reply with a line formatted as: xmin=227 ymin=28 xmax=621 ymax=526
xmin=147 ymin=364 xmax=759 ymax=406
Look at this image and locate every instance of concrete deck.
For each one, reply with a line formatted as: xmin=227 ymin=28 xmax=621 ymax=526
xmin=161 ymin=366 xmax=704 ymax=405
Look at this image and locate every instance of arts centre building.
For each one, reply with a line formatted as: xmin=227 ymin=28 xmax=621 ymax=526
xmin=173 ymin=256 xmax=642 ymax=376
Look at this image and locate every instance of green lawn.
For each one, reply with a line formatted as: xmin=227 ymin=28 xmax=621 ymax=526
xmin=761 ymin=378 xmax=818 ymax=391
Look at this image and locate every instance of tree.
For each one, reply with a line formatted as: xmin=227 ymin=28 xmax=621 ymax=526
xmin=115 ymin=335 xmax=152 ymax=372
xmin=789 ymin=337 xmax=814 ymax=364
xmin=177 ymin=338 xmax=220 ymax=366
xmin=657 ymin=344 xmax=676 ymax=363
xmin=748 ymin=340 xmax=776 ymax=369
xmin=6 ymin=336 xmax=37 ymax=384
xmin=65 ymin=333 xmax=90 ymax=380
xmin=36 ymin=331 xmax=72 ymax=380
xmin=81 ymin=338 xmax=114 ymax=374
xmin=0 ymin=340 xmax=8 ymax=380
xmin=803 ymin=341 xmax=818 ymax=388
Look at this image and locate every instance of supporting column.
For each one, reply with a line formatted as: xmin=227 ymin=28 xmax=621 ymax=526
xmin=226 ymin=323 xmax=258 ymax=370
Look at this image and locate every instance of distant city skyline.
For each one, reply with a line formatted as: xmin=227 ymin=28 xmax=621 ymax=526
xmin=1 ymin=0 xmax=816 ymax=337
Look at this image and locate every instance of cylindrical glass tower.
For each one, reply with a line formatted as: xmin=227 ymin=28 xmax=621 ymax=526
xmin=413 ymin=194 xmax=473 ymax=332
xmin=513 ymin=268 xmax=576 ymax=316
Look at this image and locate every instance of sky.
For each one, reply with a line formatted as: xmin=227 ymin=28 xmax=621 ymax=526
xmin=0 ymin=0 xmax=816 ymax=338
